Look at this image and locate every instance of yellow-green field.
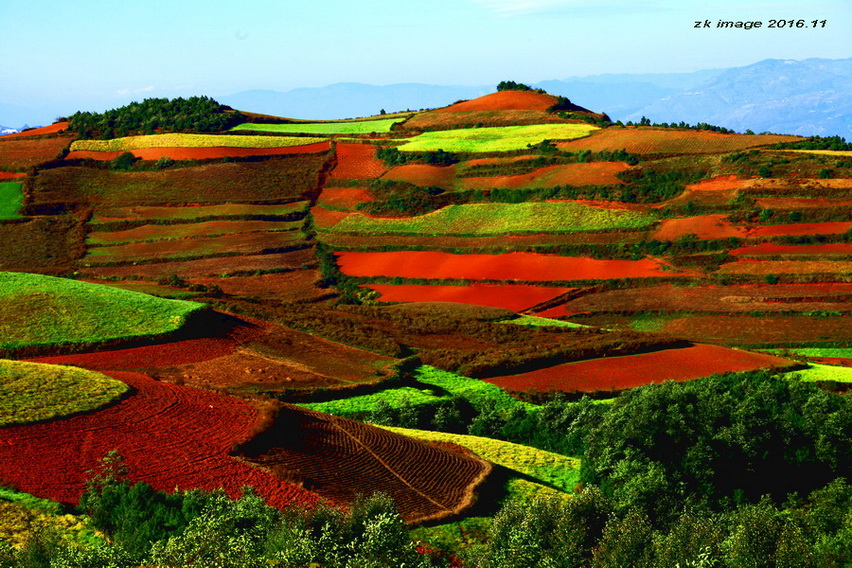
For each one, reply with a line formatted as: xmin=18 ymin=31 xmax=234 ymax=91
xmin=231 ymin=118 xmax=401 ymax=135
xmin=70 ymin=133 xmax=327 ymax=152
xmin=0 ymin=360 xmax=129 ymax=426
xmin=395 ymin=123 xmax=598 ymax=152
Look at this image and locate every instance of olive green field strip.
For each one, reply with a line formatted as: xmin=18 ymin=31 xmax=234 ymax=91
xmin=70 ymin=133 xmax=327 ymax=152
xmin=0 ymin=272 xmax=205 ymax=352
xmin=90 ymin=202 xmax=310 ymax=225
xmin=394 ymin=124 xmax=599 ymax=152
xmin=87 ymin=219 xmax=304 ymax=246
xmin=0 ymin=360 xmax=129 ymax=426
xmin=0 ymin=182 xmax=23 ymax=220
xmin=315 ymin=202 xmax=656 ymax=236
xmin=82 ymin=230 xmax=306 ymax=265
xmin=231 ymin=118 xmax=401 ymax=135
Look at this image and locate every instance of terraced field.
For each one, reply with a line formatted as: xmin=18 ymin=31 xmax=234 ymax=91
xmin=231 ymin=118 xmax=400 ymax=134
xmin=70 ymin=133 xmax=327 ymax=152
xmin=395 ymin=123 xmax=598 ymax=152
xmin=556 ymin=127 xmax=798 ymax=154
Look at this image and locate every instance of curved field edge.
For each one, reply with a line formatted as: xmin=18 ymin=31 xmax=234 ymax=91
xmin=70 ymin=133 xmax=327 ymax=151
xmin=381 ymin=425 xmax=579 ymax=500
xmin=0 ymin=272 xmax=207 ymax=356
xmin=0 ymin=360 xmax=129 ymax=427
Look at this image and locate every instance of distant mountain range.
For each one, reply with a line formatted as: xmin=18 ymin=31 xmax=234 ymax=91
xmin=0 ymin=125 xmax=18 ymax=135
xmin=220 ymin=58 xmax=851 ymax=138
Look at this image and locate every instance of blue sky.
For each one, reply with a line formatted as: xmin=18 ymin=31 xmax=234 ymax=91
xmin=0 ymin=0 xmax=849 ymax=123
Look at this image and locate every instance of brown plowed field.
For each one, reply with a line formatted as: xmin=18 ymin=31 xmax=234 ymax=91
xmin=659 ymin=315 xmax=852 ymax=345
xmin=88 ymin=220 xmax=299 ymax=245
xmin=331 ymin=143 xmax=387 ymax=179
xmin=170 ymin=323 xmax=396 ymax=391
xmin=718 ymin=259 xmax=852 ymax=276
xmin=336 ymin=251 xmax=686 ymax=281
xmin=1 ymin=122 xmax=68 ymax=138
xmin=382 ymin=164 xmax=456 ymax=188
xmin=555 ymin=283 xmax=852 ymax=315
xmin=79 ymin=249 xmax=315 ymax=278
xmin=310 ymin=206 xmax=350 ymax=228
xmin=239 ymin=405 xmax=492 ymax=523
xmin=556 ymin=128 xmax=797 ymax=155
xmin=460 ymin=162 xmax=629 ymax=189
xmin=92 ymin=202 xmax=307 ymax=223
xmin=318 ymin=231 xmax=647 ymax=250
xmin=83 ymin=231 xmax=304 ymax=264
xmin=730 ymin=244 xmax=852 ymax=257
xmin=0 ymin=371 xmax=319 ymax=509
xmin=746 ymin=222 xmax=852 ymax=238
xmin=66 ymin=142 xmax=331 ymax=161
xmin=485 ymin=344 xmax=796 ymax=393
xmin=317 ymin=186 xmax=375 ymax=210
xmin=438 ymin=91 xmax=558 ymax=112
xmin=666 ymin=175 xmax=745 ymax=206
xmin=755 ymin=197 xmax=852 ymax=209
xmin=188 ymin=271 xmax=328 ymax=303
xmin=366 ymin=283 xmax=572 ymax=311
xmin=0 ymin=136 xmax=74 ymax=170
xmin=652 ymin=214 xmax=744 ymax=240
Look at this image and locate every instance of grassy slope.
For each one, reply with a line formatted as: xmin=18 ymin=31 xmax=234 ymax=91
xmin=231 ymin=118 xmax=400 ymax=134
xmin=0 ymin=487 xmax=101 ymax=548
xmin=786 ymin=363 xmax=852 ymax=383
xmin=0 ymin=359 xmax=129 ymax=426
xmin=0 ymin=182 xmax=23 ymax=220
xmin=396 ymin=124 xmax=598 ymax=152
xmin=319 ymin=202 xmax=656 ymax=236
xmin=0 ymin=272 xmax=205 ymax=352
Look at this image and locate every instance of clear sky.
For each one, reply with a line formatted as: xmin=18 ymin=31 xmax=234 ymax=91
xmin=1 ymin=0 xmax=849 ymax=123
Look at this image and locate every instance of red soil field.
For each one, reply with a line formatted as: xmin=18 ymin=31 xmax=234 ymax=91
xmin=383 ymin=164 xmax=456 ymax=188
xmin=485 ymin=344 xmax=795 ymax=393
xmin=730 ymin=243 xmax=852 ymax=256
xmin=310 ymin=205 xmax=350 ymax=228
xmin=1 ymin=122 xmax=68 ymax=138
xmin=366 ymin=283 xmax=573 ymax=311
xmin=79 ymin=249 xmax=315 ymax=279
xmin=659 ymin=315 xmax=852 ymax=345
xmin=461 ymin=155 xmax=538 ymax=167
xmin=746 ymin=222 xmax=852 ymax=238
xmin=336 ymin=251 xmax=687 ymax=281
xmin=0 ymin=371 xmax=319 ymax=509
xmin=0 ymin=136 xmax=74 ymax=170
xmin=319 ymin=231 xmax=647 ymax=250
xmin=331 ymin=143 xmax=388 ymax=179
xmin=460 ymin=162 xmax=629 ymax=189
xmin=438 ymin=91 xmax=557 ymax=112
xmin=66 ymin=142 xmax=331 ymax=161
xmin=318 ymin=186 xmax=375 ymax=210
xmin=652 ymin=214 xmax=744 ymax=240
xmin=0 ymin=172 xmax=26 ymax=180
xmin=83 ymin=231 xmax=303 ymax=264
xmin=556 ymin=128 xmax=797 ymax=155
xmin=809 ymin=357 xmax=852 ymax=368
xmin=189 ymin=270 xmax=329 ymax=303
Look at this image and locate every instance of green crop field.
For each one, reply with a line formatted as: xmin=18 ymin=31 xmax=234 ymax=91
xmin=302 ymin=365 xmax=532 ymax=417
xmin=395 ymin=123 xmax=598 ymax=152
xmin=0 ymin=182 xmax=23 ymax=220
xmin=502 ymin=315 xmax=590 ymax=328
xmin=231 ymin=118 xmax=400 ymax=135
xmin=319 ymin=202 xmax=656 ymax=236
xmin=0 ymin=272 xmax=206 ymax=353
xmin=70 ymin=133 xmax=326 ymax=152
xmin=779 ymin=347 xmax=852 ymax=358
xmin=786 ymin=363 xmax=852 ymax=383
xmin=0 ymin=360 xmax=129 ymax=426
